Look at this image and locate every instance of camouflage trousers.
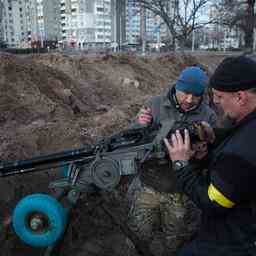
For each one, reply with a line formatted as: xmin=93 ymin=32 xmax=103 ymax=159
xmin=127 ymin=184 xmax=200 ymax=255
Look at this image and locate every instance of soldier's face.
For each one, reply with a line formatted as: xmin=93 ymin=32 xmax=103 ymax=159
xmin=176 ymin=90 xmax=201 ymax=112
xmin=212 ymin=89 xmax=240 ymax=121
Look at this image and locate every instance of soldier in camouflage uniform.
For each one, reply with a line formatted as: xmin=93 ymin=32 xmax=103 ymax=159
xmin=127 ymin=66 xmax=218 ymax=256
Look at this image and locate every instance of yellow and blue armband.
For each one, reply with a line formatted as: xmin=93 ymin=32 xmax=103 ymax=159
xmin=208 ymin=183 xmax=235 ymax=208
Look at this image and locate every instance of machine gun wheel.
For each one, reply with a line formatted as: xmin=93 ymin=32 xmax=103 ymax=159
xmin=12 ymin=193 xmax=68 ymax=247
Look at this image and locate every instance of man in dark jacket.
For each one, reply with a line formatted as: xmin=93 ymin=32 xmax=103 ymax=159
xmin=164 ymin=55 xmax=256 ymax=256
xmin=127 ymin=66 xmax=217 ymax=255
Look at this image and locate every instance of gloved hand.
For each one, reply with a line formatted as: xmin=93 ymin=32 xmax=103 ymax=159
xmin=137 ymin=107 xmax=152 ymax=125
xmin=191 ymin=141 xmax=208 ymax=160
xmin=201 ymin=121 xmax=215 ymax=144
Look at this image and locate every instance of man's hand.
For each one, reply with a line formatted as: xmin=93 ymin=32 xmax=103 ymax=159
xmin=164 ymin=129 xmax=193 ymax=162
xmin=137 ymin=107 xmax=152 ymax=125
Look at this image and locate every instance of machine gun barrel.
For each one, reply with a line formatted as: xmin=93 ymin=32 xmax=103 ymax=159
xmin=0 ymin=124 xmax=164 ymax=178
xmin=0 ymin=146 xmax=95 ymax=177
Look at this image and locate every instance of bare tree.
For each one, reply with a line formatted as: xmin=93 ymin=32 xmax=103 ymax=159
xmin=214 ymin=0 xmax=256 ymax=52
xmin=134 ymin=0 xmax=213 ymax=49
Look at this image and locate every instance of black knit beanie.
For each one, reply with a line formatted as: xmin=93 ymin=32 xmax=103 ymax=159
xmin=210 ymin=56 xmax=256 ymax=92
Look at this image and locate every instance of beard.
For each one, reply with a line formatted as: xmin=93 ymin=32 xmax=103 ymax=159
xmin=222 ymin=113 xmax=237 ymax=128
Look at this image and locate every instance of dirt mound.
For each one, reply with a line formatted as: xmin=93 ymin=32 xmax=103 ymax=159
xmin=0 ymin=52 xmax=224 ymax=256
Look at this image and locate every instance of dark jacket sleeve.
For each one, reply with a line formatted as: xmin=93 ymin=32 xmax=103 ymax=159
xmin=175 ymin=163 xmax=230 ymax=216
xmin=175 ymin=152 xmax=256 ymax=216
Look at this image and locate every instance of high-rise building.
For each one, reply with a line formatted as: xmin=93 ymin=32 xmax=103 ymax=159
xmin=2 ymin=0 xmax=61 ymax=48
xmin=125 ymin=0 xmax=175 ymax=47
xmin=2 ymin=0 xmax=29 ymax=47
xmin=1 ymin=0 xmax=178 ymax=49
xmin=59 ymin=0 xmax=112 ymax=48
xmin=111 ymin=0 xmax=125 ymax=48
xmin=0 ymin=0 xmax=3 ymax=43
xmin=36 ymin=0 xmax=61 ymax=43
xmin=126 ymin=0 xmax=140 ymax=44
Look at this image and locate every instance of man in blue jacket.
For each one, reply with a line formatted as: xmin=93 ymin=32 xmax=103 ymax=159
xmin=164 ymin=55 xmax=256 ymax=256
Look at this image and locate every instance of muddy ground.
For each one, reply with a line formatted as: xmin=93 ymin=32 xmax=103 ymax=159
xmin=0 ymin=52 xmax=224 ymax=256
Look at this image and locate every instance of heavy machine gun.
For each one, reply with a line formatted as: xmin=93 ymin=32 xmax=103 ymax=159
xmin=0 ymin=120 xmax=208 ymax=256
xmin=0 ymin=121 xmax=178 ymax=256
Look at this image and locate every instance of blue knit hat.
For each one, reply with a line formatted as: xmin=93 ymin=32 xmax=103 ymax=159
xmin=175 ymin=67 xmax=208 ymax=96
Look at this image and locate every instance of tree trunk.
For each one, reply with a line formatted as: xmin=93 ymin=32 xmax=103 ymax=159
xmin=244 ymin=0 xmax=255 ymax=52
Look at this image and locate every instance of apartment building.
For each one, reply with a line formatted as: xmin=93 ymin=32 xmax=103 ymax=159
xmin=1 ymin=0 xmax=176 ymax=49
xmin=0 ymin=0 xmax=3 ymax=43
xmin=125 ymin=0 xmax=175 ymax=47
xmin=2 ymin=0 xmax=30 ymax=47
xmin=59 ymin=0 xmax=112 ymax=48
xmin=126 ymin=0 xmax=140 ymax=44
xmin=36 ymin=0 xmax=61 ymax=43
xmin=2 ymin=0 xmax=60 ymax=48
xmin=110 ymin=0 xmax=125 ymax=48
xmin=2 ymin=0 xmax=115 ymax=49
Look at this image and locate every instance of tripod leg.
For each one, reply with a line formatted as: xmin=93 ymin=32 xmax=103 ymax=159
xmin=43 ymin=190 xmax=80 ymax=256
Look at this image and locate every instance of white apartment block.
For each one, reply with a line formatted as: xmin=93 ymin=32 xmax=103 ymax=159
xmin=2 ymin=0 xmax=34 ymax=47
xmin=1 ymin=0 xmax=175 ymax=49
xmin=60 ymin=0 xmax=112 ymax=48
xmin=2 ymin=0 xmax=60 ymax=48
xmin=36 ymin=0 xmax=61 ymax=43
